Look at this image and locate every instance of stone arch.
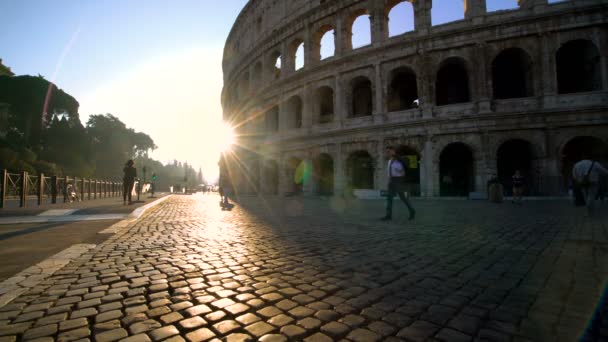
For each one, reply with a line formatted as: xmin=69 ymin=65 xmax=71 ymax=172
xmin=439 ymin=142 xmax=475 ymax=196
xmin=269 ymin=50 xmax=282 ymax=80
xmin=348 ymin=9 xmax=372 ymax=50
xmin=313 ymin=153 xmax=334 ymax=195
xmin=285 ymin=95 xmax=303 ymax=129
xmin=315 ymin=86 xmax=335 ymax=124
xmin=387 ymin=66 xmax=419 ymax=112
xmin=289 ymin=38 xmax=306 ymax=71
xmin=347 ymin=150 xmax=375 ymax=190
xmin=492 ymin=48 xmax=534 ymax=99
xmin=314 ymin=25 xmax=335 ymax=61
xmin=265 ymin=106 xmax=279 ymax=132
xmin=386 ymin=0 xmax=415 ymax=37
xmin=496 ymin=139 xmax=536 ymax=195
xmin=350 ymin=76 xmax=374 ymax=117
xmin=394 ymin=144 xmax=422 ymax=196
xmin=436 ymin=56 xmax=471 ymax=105
xmin=556 ymin=39 xmax=602 ymax=94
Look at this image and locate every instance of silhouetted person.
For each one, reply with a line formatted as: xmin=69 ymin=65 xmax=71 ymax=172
xmin=123 ymin=160 xmax=137 ymax=205
xmin=512 ymin=170 xmax=525 ymax=205
xmin=573 ymin=153 xmax=608 ymax=217
xmin=382 ymin=146 xmax=416 ymax=221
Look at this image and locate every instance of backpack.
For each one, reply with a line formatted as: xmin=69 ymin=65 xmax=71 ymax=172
xmin=578 ymin=161 xmax=595 ymax=188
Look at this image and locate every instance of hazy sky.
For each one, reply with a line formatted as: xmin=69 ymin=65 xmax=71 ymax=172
xmin=1 ymin=0 xmax=520 ymax=180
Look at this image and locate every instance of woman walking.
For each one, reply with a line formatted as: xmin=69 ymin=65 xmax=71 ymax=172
xmin=123 ymin=160 xmax=137 ymax=205
xmin=512 ymin=169 xmax=525 ymax=205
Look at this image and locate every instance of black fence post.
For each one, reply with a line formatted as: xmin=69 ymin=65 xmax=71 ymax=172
xmin=87 ymin=179 xmax=91 ymax=200
xmin=37 ymin=173 xmax=44 ymax=206
xmin=0 ymin=170 xmax=7 ymax=209
xmin=94 ymin=180 xmax=97 ymax=199
xmin=81 ymin=178 xmax=85 ymax=201
xmin=63 ymin=177 xmax=69 ymax=203
xmin=20 ymin=171 xmax=27 ymax=208
xmin=51 ymin=176 xmax=58 ymax=204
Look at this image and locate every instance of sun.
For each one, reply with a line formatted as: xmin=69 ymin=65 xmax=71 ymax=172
xmin=217 ymin=122 xmax=235 ymax=153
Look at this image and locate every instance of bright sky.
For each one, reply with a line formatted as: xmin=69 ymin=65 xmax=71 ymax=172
xmin=1 ymin=0 xmax=521 ymax=181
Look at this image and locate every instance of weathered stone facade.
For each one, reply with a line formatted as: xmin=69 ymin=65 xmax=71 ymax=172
xmin=221 ymin=0 xmax=608 ymax=198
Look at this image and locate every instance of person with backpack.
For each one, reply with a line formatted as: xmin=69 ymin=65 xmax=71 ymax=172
xmin=572 ymin=153 xmax=608 ymax=217
xmin=381 ymin=146 xmax=416 ymax=221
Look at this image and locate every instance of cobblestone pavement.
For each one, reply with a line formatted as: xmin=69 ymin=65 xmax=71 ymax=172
xmin=0 ymin=194 xmax=606 ymax=342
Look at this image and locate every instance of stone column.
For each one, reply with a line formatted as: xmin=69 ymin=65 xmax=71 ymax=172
xmin=474 ymin=42 xmax=492 ymax=113
xmin=417 ymin=52 xmax=434 ymax=119
xmin=373 ymin=63 xmax=385 ymax=123
xmin=371 ymin=1 xmax=387 ymax=45
xmin=413 ymin=0 xmax=432 ymax=35
xmin=282 ymin=41 xmax=294 ymax=76
xmin=465 ymin=0 xmax=487 ymax=24
xmin=539 ymin=33 xmax=558 ymax=108
xmin=335 ymin=14 xmax=349 ymax=57
xmin=302 ymin=86 xmax=314 ymax=129
xmin=334 ymin=144 xmax=346 ymax=195
xmin=303 ymin=157 xmax=314 ymax=195
xmin=421 ymin=138 xmax=436 ymax=197
xmin=304 ymin=25 xmax=315 ymax=68
xmin=377 ymin=141 xmax=387 ymax=192
xmin=335 ymin=74 xmax=347 ymax=124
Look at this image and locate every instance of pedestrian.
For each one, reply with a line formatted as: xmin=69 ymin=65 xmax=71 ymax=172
xmin=123 ymin=160 xmax=137 ymax=205
xmin=572 ymin=153 xmax=608 ymax=217
xmin=381 ymin=146 xmax=416 ymax=221
xmin=512 ymin=169 xmax=525 ymax=205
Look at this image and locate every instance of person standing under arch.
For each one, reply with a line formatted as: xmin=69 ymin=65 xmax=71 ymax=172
xmin=123 ymin=160 xmax=137 ymax=205
xmin=573 ymin=153 xmax=608 ymax=217
xmin=381 ymin=146 xmax=416 ymax=221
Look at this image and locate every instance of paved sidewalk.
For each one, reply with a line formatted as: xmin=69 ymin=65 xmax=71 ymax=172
xmin=0 ymin=195 xmax=606 ymax=341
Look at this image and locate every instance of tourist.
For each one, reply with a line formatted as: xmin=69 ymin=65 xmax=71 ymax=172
xmin=123 ymin=160 xmax=137 ymax=205
xmin=572 ymin=153 xmax=608 ymax=216
xmin=512 ymin=170 xmax=525 ymax=205
xmin=381 ymin=146 xmax=416 ymax=221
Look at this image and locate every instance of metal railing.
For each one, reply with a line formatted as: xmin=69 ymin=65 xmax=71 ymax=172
xmin=0 ymin=169 xmax=124 ymax=209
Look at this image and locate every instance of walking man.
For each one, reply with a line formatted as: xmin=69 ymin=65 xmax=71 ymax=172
xmin=381 ymin=146 xmax=416 ymax=221
xmin=572 ymin=153 xmax=608 ymax=217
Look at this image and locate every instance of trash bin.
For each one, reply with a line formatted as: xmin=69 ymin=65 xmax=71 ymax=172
xmin=489 ymin=183 xmax=504 ymax=203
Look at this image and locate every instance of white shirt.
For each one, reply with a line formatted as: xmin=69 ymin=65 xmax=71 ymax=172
xmin=388 ymin=158 xmax=406 ymax=178
xmin=572 ymin=159 xmax=608 ymax=184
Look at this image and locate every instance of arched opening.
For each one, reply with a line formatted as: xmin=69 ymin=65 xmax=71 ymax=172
xmin=350 ymin=12 xmax=372 ymax=49
xmin=318 ymin=26 xmax=335 ymax=60
xmin=347 ymin=151 xmax=374 ymax=189
xmin=561 ymin=136 xmax=608 ymax=189
xmin=395 ymin=145 xmax=421 ymax=196
xmin=486 ymin=0 xmax=519 ymax=12
xmin=292 ymin=40 xmax=305 ymax=71
xmin=436 ymin=57 xmax=470 ymax=105
xmin=492 ymin=48 xmax=534 ymax=99
xmin=432 ymin=0 xmax=465 ymax=26
xmin=497 ymin=139 xmax=534 ymax=196
xmin=265 ymin=160 xmax=279 ymax=195
xmin=265 ymin=106 xmax=279 ymax=132
xmin=556 ymin=40 xmax=602 ymax=94
xmin=314 ymin=154 xmax=334 ymax=196
xmin=253 ymin=62 xmax=263 ymax=88
xmin=316 ymin=86 xmax=334 ymax=124
xmin=440 ymin=143 xmax=474 ymax=196
xmin=351 ymin=76 xmax=373 ymax=117
xmin=387 ymin=67 xmax=419 ymax=112
xmin=270 ymin=51 xmax=282 ymax=80
xmin=286 ymin=157 xmax=305 ymax=194
xmin=387 ymin=1 xmax=415 ymax=37
xmin=286 ymin=96 xmax=303 ymax=129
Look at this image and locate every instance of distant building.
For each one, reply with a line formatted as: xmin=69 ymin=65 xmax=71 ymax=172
xmin=0 ymin=58 xmax=14 ymax=138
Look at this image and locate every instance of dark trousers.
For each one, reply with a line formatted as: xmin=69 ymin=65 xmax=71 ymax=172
xmin=123 ymin=180 xmax=134 ymax=203
xmin=386 ymin=177 xmax=415 ymax=218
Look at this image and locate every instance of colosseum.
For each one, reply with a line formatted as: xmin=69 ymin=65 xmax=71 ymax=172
xmin=221 ymin=0 xmax=608 ymax=199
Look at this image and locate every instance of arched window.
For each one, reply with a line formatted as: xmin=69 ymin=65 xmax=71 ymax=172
xmin=350 ymin=11 xmax=372 ymax=49
xmin=351 ymin=76 xmax=373 ymax=117
xmin=387 ymin=67 xmax=418 ymax=112
xmin=316 ymin=86 xmax=334 ymax=123
xmin=432 ymin=0 xmax=465 ymax=26
xmin=486 ymin=0 xmax=518 ymax=12
xmin=347 ymin=151 xmax=374 ymax=189
xmin=319 ymin=27 xmax=335 ymax=60
xmin=291 ymin=39 xmax=305 ymax=71
xmin=286 ymin=96 xmax=303 ymax=129
xmin=497 ymin=139 xmax=535 ymax=195
xmin=387 ymin=1 xmax=415 ymax=37
xmin=265 ymin=106 xmax=279 ymax=132
xmin=436 ymin=57 xmax=470 ymax=105
xmin=556 ymin=40 xmax=602 ymax=94
xmin=314 ymin=154 xmax=334 ymax=196
xmin=270 ymin=51 xmax=282 ymax=80
xmin=492 ymin=48 xmax=534 ymax=99
xmin=440 ymin=143 xmax=474 ymax=196
xmin=252 ymin=62 xmax=263 ymax=88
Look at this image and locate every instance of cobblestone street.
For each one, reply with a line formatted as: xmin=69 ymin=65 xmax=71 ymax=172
xmin=0 ymin=194 xmax=606 ymax=342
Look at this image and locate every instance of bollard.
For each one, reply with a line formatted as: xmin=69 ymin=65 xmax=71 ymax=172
xmin=37 ymin=173 xmax=44 ymax=206
xmin=81 ymin=178 xmax=85 ymax=201
xmin=51 ymin=176 xmax=58 ymax=204
xmin=20 ymin=171 xmax=27 ymax=208
xmin=0 ymin=170 xmax=7 ymax=209
xmin=87 ymin=179 xmax=91 ymax=200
